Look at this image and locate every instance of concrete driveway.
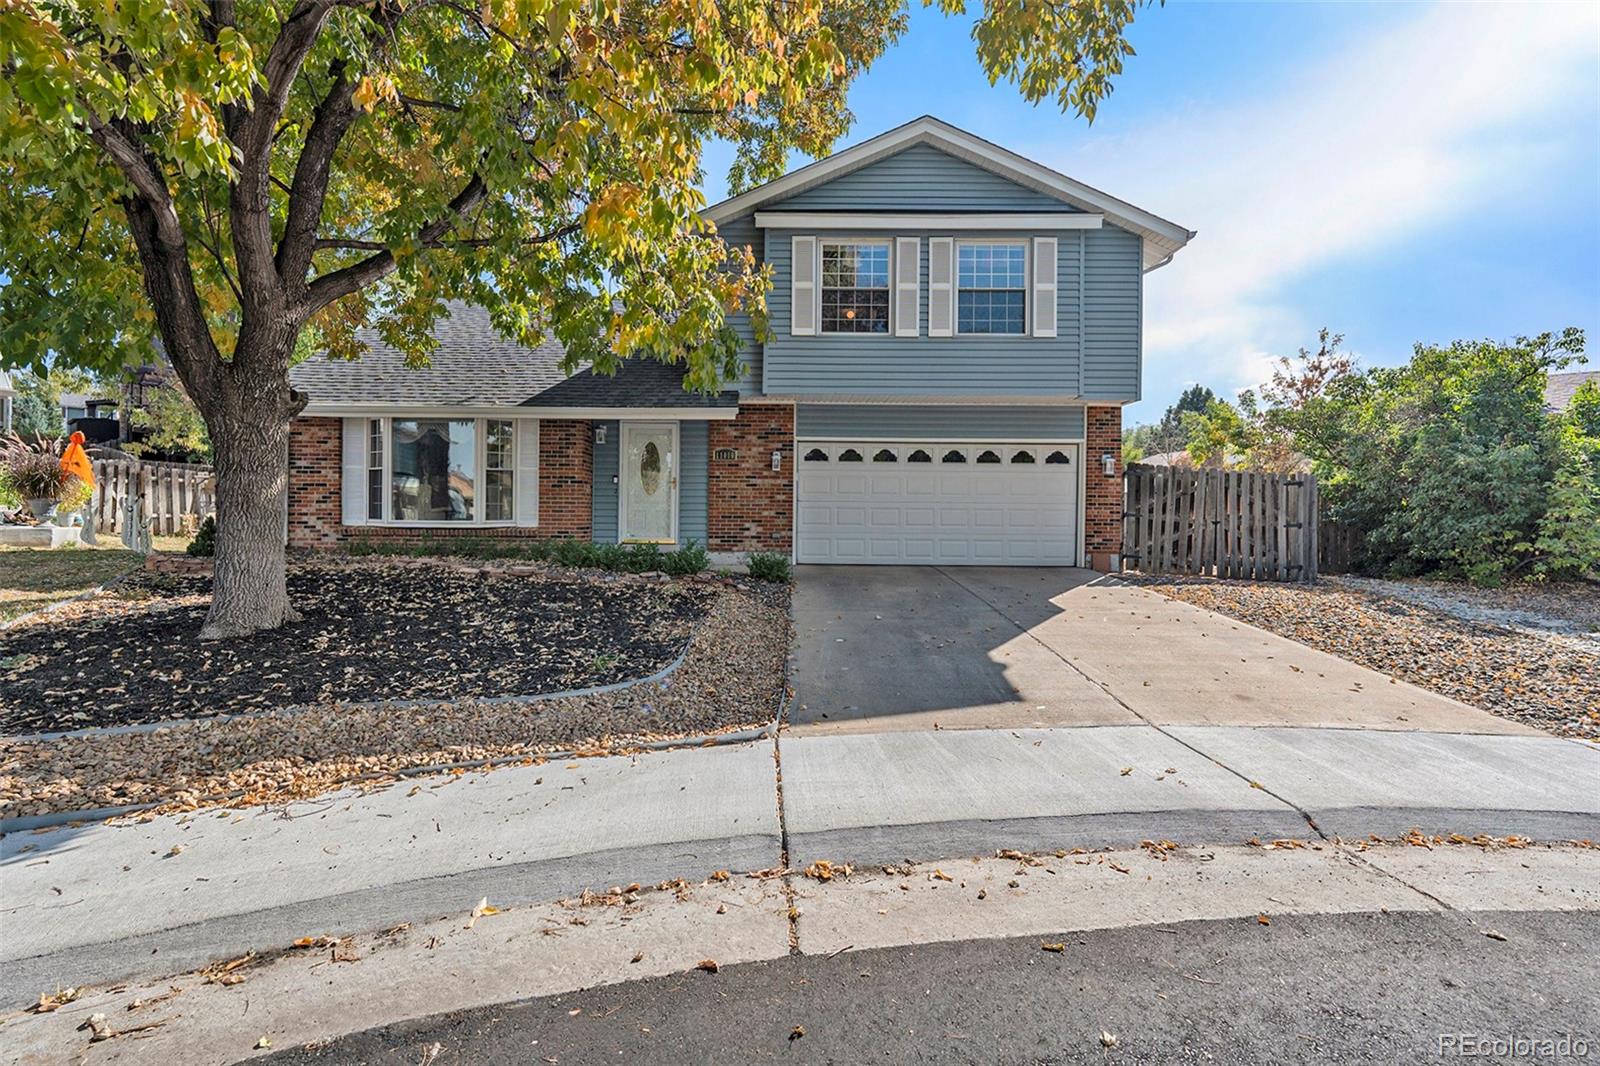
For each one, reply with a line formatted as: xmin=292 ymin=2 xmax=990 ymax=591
xmin=789 ymin=566 xmax=1534 ymax=736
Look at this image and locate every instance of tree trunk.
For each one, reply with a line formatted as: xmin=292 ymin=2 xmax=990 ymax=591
xmin=198 ymin=396 xmax=298 ymax=640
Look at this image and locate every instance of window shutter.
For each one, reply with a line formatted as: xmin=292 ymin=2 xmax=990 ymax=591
xmin=514 ymin=418 xmax=540 ymax=527
xmin=341 ymin=417 xmax=367 ymax=526
xmin=927 ymin=237 xmax=954 ymax=337
xmin=791 ymin=235 xmax=817 ymax=336
xmin=1032 ymin=236 xmax=1058 ymax=338
xmin=894 ymin=236 xmax=920 ymax=337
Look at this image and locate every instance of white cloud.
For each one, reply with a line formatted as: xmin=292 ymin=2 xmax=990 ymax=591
xmin=1045 ymin=2 xmax=1600 ymax=411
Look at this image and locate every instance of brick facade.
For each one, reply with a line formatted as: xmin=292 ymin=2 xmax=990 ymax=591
xmin=707 ymin=404 xmax=794 ymax=554
xmin=535 ymin=419 xmax=592 ymax=540
xmin=288 ymin=417 xmax=342 ymax=550
xmin=286 ymin=416 xmax=592 ymax=550
xmin=1084 ymin=404 xmax=1124 ymax=572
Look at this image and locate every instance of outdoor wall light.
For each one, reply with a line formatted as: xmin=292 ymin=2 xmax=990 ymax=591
xmin=772 ymin=450 xmax=783 ymax=472
xmin=1101 ymin=452 xmax=1116 ymax=477
xmin=594 ymin=425 xmax=607 ymax=445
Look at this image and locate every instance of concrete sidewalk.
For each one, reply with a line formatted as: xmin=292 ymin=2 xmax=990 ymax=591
xmin=5 ymin=722 xmax=1597 ymax=1006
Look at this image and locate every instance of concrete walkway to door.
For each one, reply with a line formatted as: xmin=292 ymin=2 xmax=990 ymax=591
xmin=789 ymin=566 xmax=1535 ymax=736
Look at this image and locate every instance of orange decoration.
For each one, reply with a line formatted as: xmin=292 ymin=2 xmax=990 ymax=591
xmin=60 ymin=430 xmax=94 ymax=487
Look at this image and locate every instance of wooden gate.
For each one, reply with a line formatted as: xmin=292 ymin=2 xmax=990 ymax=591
xmin=91 ymin=459 xmax=215 ymax=536
xmin=1122 ymin=465 xmax=1319 ymax=581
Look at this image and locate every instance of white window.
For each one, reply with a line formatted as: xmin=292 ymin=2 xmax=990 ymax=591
xmin=820 ymin=241 xmax=891 ymax=334
xmin=956 ymin=241 xmax=1027 ymax=335
xmin=359 ymin=416 xmax=525 ymax=526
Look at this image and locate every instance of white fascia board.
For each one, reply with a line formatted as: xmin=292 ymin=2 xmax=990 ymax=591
xmin=300 ymin=403 xmax=740 ymax=420
xmin=753 ymin=211 xmax=1103 ymax=231
xmin=704 ymin=116 xmax=1194 ymax=261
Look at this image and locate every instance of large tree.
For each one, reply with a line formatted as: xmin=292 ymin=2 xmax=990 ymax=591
xmin=1 ymin=0 xmax=1153 ymax=638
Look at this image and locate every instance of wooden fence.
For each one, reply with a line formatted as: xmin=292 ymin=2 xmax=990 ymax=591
xmin=92 ymin=459 xmax=215 ymax=536
xmin=1122 ymin=464 xmax=1319 ymax=582
xmin=1318 ymin=518 xmax=1363 ymax=575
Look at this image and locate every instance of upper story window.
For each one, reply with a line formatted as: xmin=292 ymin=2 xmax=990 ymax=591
xmin=957 ymin=242 xmax=1027 ymax=335
xmin=820 ymin=241 xmax=890 ymax=334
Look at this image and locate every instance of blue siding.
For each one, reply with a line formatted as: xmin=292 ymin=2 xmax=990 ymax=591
xmin=589 ymin=419 xmax=707 ymax=548
xmin=591 ymin=420 xmax=619 ymax=542
xmin=797 ymin=404 xmax=1085 ymax=440
xmin=763 ymin=227 xmax=1094 ymax=396
xmin=716 ymin=213 xmax=763 ymax=396
xmin=1080 ymin=226 xmax=1143 ymax=401
xmin=677 ymin=421 xmax=708 ymax=547
xmin=770 ymin=145 xmax=1080 ymax=213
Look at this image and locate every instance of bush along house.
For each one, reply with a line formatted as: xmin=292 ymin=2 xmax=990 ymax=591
xmin=287 ymin=116 xmax=1194 ymax=570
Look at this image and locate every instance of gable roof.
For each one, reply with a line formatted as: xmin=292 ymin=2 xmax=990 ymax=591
xmin=290 ymin=303 xmax=737 ymax=415
xmin=704 ymin=115 xmax=1194 ymax=271
xmin=1545 ymin=370 xmax=1598 ymax=411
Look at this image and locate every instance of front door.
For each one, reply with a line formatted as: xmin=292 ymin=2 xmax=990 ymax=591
xmin=620 ymin=422 xmax=678 ymax=544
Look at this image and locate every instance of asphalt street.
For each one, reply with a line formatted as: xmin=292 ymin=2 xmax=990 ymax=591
xmin=263 ymin=909 xmax=1600 ymax=1066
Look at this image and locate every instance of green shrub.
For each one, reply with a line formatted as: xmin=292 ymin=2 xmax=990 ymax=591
xmin=339 ymin=535 xmax=710 ymax=576
xmin=187 ymin=515 xmax=217 ymax=556
xmin=661 ymin=539 xmax=709 ymax=575
xmin=746 ymin=551 xmax=792 ymax=583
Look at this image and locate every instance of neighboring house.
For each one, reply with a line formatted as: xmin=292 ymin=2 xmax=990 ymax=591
xmin=0 ymin=371 xmax=14 ymax=432
xmin=287 ymin=116 xmax=1194 ymax=569
xmin=1545 ymin=370 xmax=1598 ymax=412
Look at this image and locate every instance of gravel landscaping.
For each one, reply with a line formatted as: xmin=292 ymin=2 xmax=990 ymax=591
xmin=0 ymin=561 xmax=711 ymax=735
xmin=1125 ymin=575 xmax=1599 ymax=739
xmin=0 ymin=561 xmax=791 ymax=820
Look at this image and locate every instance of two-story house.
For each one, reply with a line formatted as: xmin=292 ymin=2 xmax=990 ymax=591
xmin=286 ymin=117 xmax=1193 ymax=570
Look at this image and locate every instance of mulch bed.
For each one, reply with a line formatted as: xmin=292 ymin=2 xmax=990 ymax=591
xmin=1123 ymin=575 xmax=1600 ymax=739
xmin=0 ymin=566 xmax=791 ymax=820
xmin=0 ymin=562 xmax=712 ymax=736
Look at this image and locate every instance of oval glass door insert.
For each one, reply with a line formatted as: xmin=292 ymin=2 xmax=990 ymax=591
xmin=640 ymin=441 xmax=662 ymax=495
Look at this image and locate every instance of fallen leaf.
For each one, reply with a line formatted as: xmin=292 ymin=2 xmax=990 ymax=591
xmin=1256 ymin=914 xmax=1271 ymax=926
xmin=465 ymin=897 xmax=499 ymax=929
xmin=30 ymin=987 xmax=79 ymax=1013
xmin=695 ymin=958 xmax=719 ymax=973
xmin=1041 ymin=942 xmax=1066 ymax=953
xmin=789 ymin=1025 xmax=805 ymax=1041
xmin=1100 ymin=1030 xmax=1119 ymax=1048
xmin=630 ymin=951 xmax=645 ymax=964
xmin=1119 ymin=767 xmax=1133 ymax=776
xmin=1483 ymin=929 xmax=1507 ymax=942
xmin=79 ymin=1013 xmax=114 ymax=1042
xmin=255 ymin=1036 xmax=272 ymax=1049
xmin=930 ymin=869 xmax=953 ymax=882
xmin=708 ymin=870 xmax=731 ymax=882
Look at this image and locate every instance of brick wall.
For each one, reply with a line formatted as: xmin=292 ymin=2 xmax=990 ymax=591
xmin=1084 ymin=404 xmax=1123 ymax=571
xmin=286 ymin=416 xmax=592 ymax=550
xmin=708 ymin=404 xmax=794 ymax=554
xmin=536 ymin=419 xmax=592 ymax=539
xmin=288 ymin=417 xmax=342 ymax=550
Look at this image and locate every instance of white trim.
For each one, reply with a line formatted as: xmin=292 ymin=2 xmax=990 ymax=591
xmin=303 ymin=403 xmax=738 ymax=420
xmin=618 ymin=421 xmax=680 ymax=545
xmin=952 ymin=238 xmax=1030 ymax=338
xmin=755 ymin=211 xmax=1103 ymax=231
xmin=705 ymin=116 xmax=1194 ymax=271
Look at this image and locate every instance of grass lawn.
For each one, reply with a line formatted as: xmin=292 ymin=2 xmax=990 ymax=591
xmin=0 ymin=536 xmax=190 ymax=624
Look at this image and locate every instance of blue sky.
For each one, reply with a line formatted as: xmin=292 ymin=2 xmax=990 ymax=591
xmin=703 ymin=1 xmax=1600 ymax=425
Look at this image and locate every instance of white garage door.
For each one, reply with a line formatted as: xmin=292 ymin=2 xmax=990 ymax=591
xmin=795 ymin=441 xmax=1081 ymax=565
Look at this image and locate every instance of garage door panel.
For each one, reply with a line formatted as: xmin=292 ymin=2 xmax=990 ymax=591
xmin=796 ymin=440 xmax=1080 ymax=566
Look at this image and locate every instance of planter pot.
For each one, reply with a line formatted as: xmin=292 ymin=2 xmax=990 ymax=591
xmin=26 ymin=498 xmax=57 ymax=521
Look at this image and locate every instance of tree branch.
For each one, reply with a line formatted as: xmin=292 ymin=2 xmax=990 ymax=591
xmin=274 ymin=58 xmax=360 ymax=284
xmin=303 ymin=174 xmax=488 ymax=313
